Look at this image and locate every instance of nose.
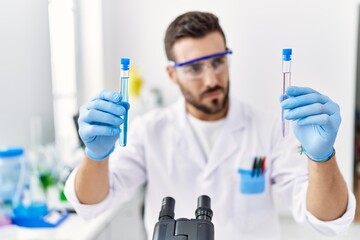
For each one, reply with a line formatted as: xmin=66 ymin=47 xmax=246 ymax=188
xmin=202 ymin=64 xmax=218 ymax=87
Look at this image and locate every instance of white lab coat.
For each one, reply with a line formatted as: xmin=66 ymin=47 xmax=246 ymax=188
xmin=65 ymin=97 xmax=355 ymax=240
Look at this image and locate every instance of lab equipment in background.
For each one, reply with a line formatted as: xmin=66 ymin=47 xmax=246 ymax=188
xmin=30 ymin=144 xmax=73 ymax=212
xmin=152 ymin=195 xmax=214 ymax=240
xmin=10 ymin=147 xmax=49 ymax=227
xmin=29 ymin=116 xmax=70 ymax=209
xmin=119 ymin=58 xmax=130 ymax=147
xmin=126 ymin=66 xmax=144 ymax=123
xmin=0 ymin=145 xmax=69 ymax=228
xmin=282 ymin=49 xmax=292 ymax=137
xmin=11 ymin=208 xmax=68 ymax=228
xmin=30 ymin=115 xmax=73 ymax=209
xmin=129 ymin=66 xmax=143 ymax=98
xmin=141 ymin=87 xmax=163 ymax=112
xmin=11 ymin=160 xmax=69 ymax=228
xmin=0 ymin=147 xmax=28 ymax=215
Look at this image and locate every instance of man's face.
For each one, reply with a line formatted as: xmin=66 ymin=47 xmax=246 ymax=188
xmin=168 ymin=31 xmax=230 ymax=117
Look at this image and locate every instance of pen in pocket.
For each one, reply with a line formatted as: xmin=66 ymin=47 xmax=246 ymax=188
xmin=251 ymin=156 xmax=266 ymax=177
xmin=261 ymin=157 xmax=266 ymax=175
xmin=251 ymin=157 xmax=258 ymax=177
xmin=257 ymin=157 xmax=262 ymax=177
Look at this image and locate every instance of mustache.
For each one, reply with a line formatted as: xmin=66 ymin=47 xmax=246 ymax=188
xmin=201 ymin=86 xmax=224 ymax=97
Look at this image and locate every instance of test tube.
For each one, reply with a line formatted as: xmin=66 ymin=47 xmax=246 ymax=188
xmin=282 ymin=49 xmax=292 ymax=137
xmin=119 ymin=58 xmax=130 ymax=147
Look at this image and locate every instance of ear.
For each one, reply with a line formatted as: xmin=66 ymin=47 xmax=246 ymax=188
xmin=166 ymin=66 xmax=179 ymax=84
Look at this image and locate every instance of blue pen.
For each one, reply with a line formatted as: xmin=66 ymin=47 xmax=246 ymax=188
xmin=119 ymin=58 xmax=130 ymax=147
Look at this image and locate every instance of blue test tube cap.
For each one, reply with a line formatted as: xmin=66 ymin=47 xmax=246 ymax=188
xmin=120 ymin=58 xmax=130 ymax=70
xmin=282 ymin=49 xmax=292 ymax=61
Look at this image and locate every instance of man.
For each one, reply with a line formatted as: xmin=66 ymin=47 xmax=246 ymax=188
xmin=65 ymin=11 xmax=355 ymax=239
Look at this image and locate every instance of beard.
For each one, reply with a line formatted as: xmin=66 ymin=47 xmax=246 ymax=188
xmin=178 ymin=81 xmax=230 ymax=115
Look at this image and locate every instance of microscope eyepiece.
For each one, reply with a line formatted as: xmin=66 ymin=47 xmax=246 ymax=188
xmin=195 ymin=195 xmax=213 ymax=221
xmin=158 ymin=196 xmax=175 ymax=220
xmin=153 ymin=195 xmax=214 ymax=240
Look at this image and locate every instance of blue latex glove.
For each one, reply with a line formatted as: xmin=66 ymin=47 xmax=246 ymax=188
xmin=78 ymin=91 xmax=130 ymax=160
xmin=280 ymin=86 xmax=341 ymax=161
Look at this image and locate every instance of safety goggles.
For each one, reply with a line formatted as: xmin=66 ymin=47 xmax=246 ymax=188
xmin=168 ymin=49 xmax=233 ymax=80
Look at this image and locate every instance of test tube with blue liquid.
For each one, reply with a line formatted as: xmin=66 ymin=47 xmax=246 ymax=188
xmin=282 ymin=49 xmax=292 ymax=137
xmin=119 ymin=58 xmax=130 ymax=147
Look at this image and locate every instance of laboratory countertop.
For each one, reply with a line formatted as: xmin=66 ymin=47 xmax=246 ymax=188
xmin=0 ymin=205 xmax=121 ymax=240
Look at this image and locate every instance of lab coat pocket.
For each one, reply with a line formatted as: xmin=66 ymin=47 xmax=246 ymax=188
xmin=235 ymin=168 xmax=270 ymax=234
xmin=237 ymin=169 xmax=266 ymax=194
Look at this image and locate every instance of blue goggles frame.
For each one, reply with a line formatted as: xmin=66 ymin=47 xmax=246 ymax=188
xmin=169 ymin=49 xmax=233 ymax=67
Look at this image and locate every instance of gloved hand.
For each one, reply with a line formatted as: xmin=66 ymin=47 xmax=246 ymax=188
xmin=78 ymin=91 xmax=130 ymax=161
xmin=280 ymin=86 xmax=341 ymax=161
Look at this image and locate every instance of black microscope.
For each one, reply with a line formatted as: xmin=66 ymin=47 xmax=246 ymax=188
xmin=152 ymin=195 xmax=214 ymax=240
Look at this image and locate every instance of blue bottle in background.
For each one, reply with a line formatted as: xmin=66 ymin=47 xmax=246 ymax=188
xmin=0 ymin=146 xmax=27 ymax=209
xmin=0 ymin=147 xmax=27 ymax=226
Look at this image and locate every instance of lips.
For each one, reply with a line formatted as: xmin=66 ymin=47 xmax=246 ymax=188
xmin=202 ymin=88 xmax=223 ymax=98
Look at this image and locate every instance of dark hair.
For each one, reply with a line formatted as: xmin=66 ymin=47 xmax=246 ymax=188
xmin=164 ymin=11 xmax=227 ymax=61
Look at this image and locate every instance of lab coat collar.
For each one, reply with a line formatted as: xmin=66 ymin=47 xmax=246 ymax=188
xmin=172 ymin=97 xmax=247 ymax=176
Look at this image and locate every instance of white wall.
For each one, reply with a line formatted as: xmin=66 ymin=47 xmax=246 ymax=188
xmin=100 ymin=0 xmax=358 ymax=187
xmin=0 ymin=0 xmax=54 ymax=149
xmin=75 ymin=0 xmax=105 ymax=106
